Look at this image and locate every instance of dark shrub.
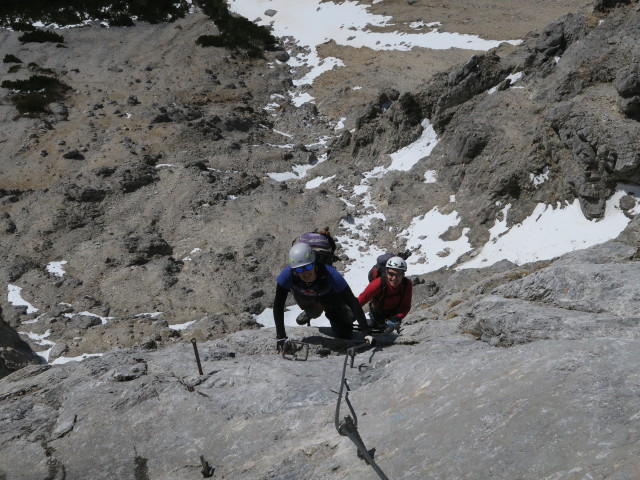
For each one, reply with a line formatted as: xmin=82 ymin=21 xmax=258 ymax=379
xmin=25 ymin=62 xmax=56 ymax=75
xmin=46 ymin=7 xmax=82 ymax=26
xmin=1 ymin=75 xmax=70 ymax=116
xmin=2 ymin=75 xmax=66 ymax=91
xmin=8 ymin=65 xmax=21 ymax=73
xmin=107 ymin=12 xmax=135 ymax=27
xmin=3 ymin=54 xmax=22 ymax=63
xmin=222 ymin=16 xmax=278 ymax=53
xmin=12 ymin=92 xmax=56 ymax=114
xmin=9 ymin=21 xmax=36 ymax=32
xmin=195 ymin=0 xmax=278 ymax=56
xmin=196 ymin=35 xmax=225 ymax=48
xmin=0 ymin=0 xmax=191 ymax=28
xmin=126 ymin=0 xmax=190 ymax=24
xmin=18 ymin=29 xmax=65 ymax=44
xmin=197 ymin=0 xmax=229 ymax=20
xmin=35 ymin=67 xmax=57 ymax=75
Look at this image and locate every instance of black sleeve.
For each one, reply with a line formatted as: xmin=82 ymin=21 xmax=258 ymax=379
xmin=340 ymin=285 xmax=370 ymax=335
xmin=273 ymin=283 xmax=289 ymax=339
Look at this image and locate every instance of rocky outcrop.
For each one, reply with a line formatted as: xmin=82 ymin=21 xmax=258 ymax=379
xmin=0 ymin=306 xmax=43 ymax=379
xmin=2 ymin=235 xmax=640 ymax=478
xmin=331 ymin=0 xmax=640 ymax=238
xmin=615 ymin=62 xmax=640 ymax=120
xmin=459 ymin=241 xmax=640 ymax=346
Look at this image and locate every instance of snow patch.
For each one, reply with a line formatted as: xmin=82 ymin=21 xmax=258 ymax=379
xmin=460 ymin=185 xmax=640 ymax=268
xmin=424 ymin=170 xmax=437 ymax=183
xmin=530 ymin=167 xmax=550 ymax=187
xmin=169 ymin=320 xmax=196 ymax=331
xmin=306 ymin=175 xmax=336 ymax=189
xmin=46 ymin=260 xmax=68 ymax=278
xmin=7 ymin=285 xmax=38 ymax=314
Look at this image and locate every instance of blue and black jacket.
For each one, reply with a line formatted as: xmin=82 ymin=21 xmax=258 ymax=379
xmin=273 ymin=263 xmax=369 ymax=339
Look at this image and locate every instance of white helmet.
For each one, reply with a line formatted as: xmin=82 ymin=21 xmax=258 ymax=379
xmin=288 ymin=243 xmax=315 ymax=268
xmin=386 ymin=256 xmax=407 ymax=271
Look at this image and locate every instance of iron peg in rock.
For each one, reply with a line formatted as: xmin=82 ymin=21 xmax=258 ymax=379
xmin=191 ymin=338 xmax=204 ymax=376
xmin=199 ymin=455 xmax=214 ymax=478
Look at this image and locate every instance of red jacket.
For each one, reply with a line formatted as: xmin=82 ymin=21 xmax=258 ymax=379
xmin=358 ymin=276 xmax=412 ymax=320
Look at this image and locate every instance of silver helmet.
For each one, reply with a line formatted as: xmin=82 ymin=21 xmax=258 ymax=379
xmin=386 ymin=256 xmax=407 ymax=271
xmin=288 ymin=243 xmax=316 ymax=268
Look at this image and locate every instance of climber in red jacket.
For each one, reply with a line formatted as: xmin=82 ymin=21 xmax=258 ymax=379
xmin=358 ymin=256 xmax=412 ymax=333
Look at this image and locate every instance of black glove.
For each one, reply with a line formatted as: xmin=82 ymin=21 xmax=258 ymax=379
xmin=397 ymin=249 xmax=411 ymax=260
xmin=276 ymin=337 xmax=288 ymax=353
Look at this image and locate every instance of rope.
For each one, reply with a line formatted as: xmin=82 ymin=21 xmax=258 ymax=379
xmin=334 ymin=343 xmax=391 ymax=480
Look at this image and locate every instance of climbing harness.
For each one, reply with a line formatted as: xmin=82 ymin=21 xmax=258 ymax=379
xmin=281 ymin=339 xmax=310 ymax=361
xmin=334 ymin=343 xmax=390 ymax=480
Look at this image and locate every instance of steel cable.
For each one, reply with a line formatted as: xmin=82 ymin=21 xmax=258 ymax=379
xmin=334 ymin=344 xmax=390 ymax=480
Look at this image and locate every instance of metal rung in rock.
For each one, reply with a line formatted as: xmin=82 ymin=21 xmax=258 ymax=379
xmin=281 ymin=340 xmax=310 ymax=361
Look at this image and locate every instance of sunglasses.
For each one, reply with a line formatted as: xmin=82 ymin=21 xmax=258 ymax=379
xmin=293 ymin=263 xmax=314 ymax=273
xmin=386 ymin=270 xmax=404 ymax=278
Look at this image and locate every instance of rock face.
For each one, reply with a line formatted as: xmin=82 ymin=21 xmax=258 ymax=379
xmin=2 ymin=240 xmax=640 ymax=479
xmin=0 ymin=306 xmax=43 ymax=378
xmin=2 ymin=0 xmax=640 ymax=478
xmin=333 ymin=0 xmax=640 ymax=249
xmin=461 ymin=242 xmax=640 ymax=346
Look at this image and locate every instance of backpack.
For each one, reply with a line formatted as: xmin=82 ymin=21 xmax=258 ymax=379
xmin=367 ymin=253 xmax=395 ymax=282
xmin=295 ymin=227 xmax=338 ymax=265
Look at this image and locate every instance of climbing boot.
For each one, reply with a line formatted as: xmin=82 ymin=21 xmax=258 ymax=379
xmin=296 ymin=311 xmax=312 ymax=326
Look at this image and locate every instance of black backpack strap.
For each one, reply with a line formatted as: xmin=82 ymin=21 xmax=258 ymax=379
xmin=375 ymin=273 xmax=388 ymax=303
xmin=400 ymin=276 xmax=407 ymax=298
xmin=315 ymin=262 xmax=328 ymax=277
